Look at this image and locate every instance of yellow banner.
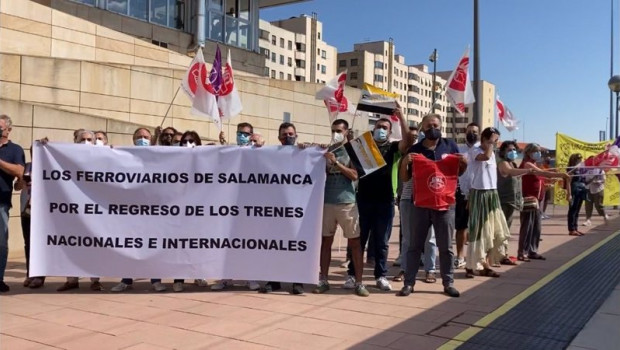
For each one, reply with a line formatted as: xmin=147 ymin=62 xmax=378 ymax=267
xmin=361 ymin=83 xmax=399 ymax=99
xmin=554 ymin=133 xmax=620 ymax=205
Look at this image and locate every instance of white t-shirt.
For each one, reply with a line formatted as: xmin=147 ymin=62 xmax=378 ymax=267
xmin=469 ymin=146 xmax=497 ymax=190
xmin=457 ymin=142 xmax=479 ymax=195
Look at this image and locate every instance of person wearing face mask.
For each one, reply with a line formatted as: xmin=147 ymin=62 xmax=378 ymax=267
xmin=172 ymin=131 xmax=183 ymax=147
xmin=94 ymin=130 xmax=108 ymax=146
xmin=57 ymin=130 xmax=104 ymax=292
xmin=518 ymin=143 xmax=571 ymax=262
xmin=464 ymin=127 xmax=511 ymax=278
xmin=313 ymin=119 xmax=369 ymax=297
xmin=351 ymin=106 xmax=413 ymax=292
xmin=235 ymin=122 xmax=265 ymax=147
xmin=179 ymin=131 xmax=202 ymax=148
xmin=454 ymin=123 xmax=480 ymax=270
xmin=496 ymin=141 xmax=532 ymax=266
xmin=397 ymin=114 xmax=466 ymax=298
xmin=111 ymin=128 xmax=168 ymax=293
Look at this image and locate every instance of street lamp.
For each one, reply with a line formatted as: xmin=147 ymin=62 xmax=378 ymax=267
xmin=607 ymin=75 xmax=620 ymax=138
xmin=429 ymin=49 xmax=438 ymax=113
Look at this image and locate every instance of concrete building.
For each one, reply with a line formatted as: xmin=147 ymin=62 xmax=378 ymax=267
xmin=337 ymin=40 xmax=448 ymax=132
xmin=0 ymin=0 xmax=369 ymax=258
xmin=259 ymin=14 xmax=337 ymax=83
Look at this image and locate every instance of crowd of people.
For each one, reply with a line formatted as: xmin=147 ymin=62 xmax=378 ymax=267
xmin=0 ymin=109 xmax=609 ymax=297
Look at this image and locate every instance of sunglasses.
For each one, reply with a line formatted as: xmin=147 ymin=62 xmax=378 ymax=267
xmin=181 ymin=139 xmax=195 ymax=144
xmin=237 ymin=131 xmax=251 ymax=137
xmin=161 ymin=133 xmax=174 ymax=137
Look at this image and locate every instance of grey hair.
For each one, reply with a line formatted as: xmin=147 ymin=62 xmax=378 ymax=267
xmin=0 ymin=114 xmax=13 ymax=128
xmin=75 ymin=130 xmax=95 ymax=143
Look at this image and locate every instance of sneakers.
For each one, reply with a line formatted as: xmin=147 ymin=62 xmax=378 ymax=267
xmin=343 ymin=275 xmax=356 ymax=289
xmin=0 ymin=281 xmax=9 ymax=292
xmin=354 ymin=284 xmax=369 ymax=297
xmin=444 ymin=286 xmax=460 ymax=297
xmin=454 ymin=258 xmax=466 ymax=269
xmin=312 ymin=280 xmax=330 ymax=294
xmin=290 ymin=283 xmax=305 ymax=295
xmin=90 ymin=281 xmax=104 ymax=291
xmin=376 ymin=277 xmax=392 ymax=291
xmin=211 ymin=280 xmax=231 ymax=291
xmin=393 ymin=254 xmax=402 ymax=267
xmin=583 ymin=219 xmax=592 ymax=227
xmin=247 ymin=280 xmax=260 ymax=291
xmin=173 ymin=282 xmax=184 ymax=292
xmin=194 ymin=279 xmax=208 ymax=287
xmin=111 ymin=282 xmax=132 ymax=292
xmin=152 ymin=282 xmax=167 ymax=292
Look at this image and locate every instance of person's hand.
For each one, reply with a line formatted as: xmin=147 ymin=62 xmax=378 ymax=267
xmin=407 ymin=153 xmax=415 ymax=164
xmin=37 ymin=137 xmax=49 ymax=145
xmin=393 ymin=104 xmax=403 ymax=120
xmin=219 ymin=131 xmax=226 ymax=145
xmin=154 ymin=126 xmax=162 ymax=135
xmin=324 ymin=152 xmax=336 ymax=164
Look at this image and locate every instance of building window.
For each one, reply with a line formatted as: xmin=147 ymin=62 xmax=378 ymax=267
xmin=321 ymin=65 xmax=326 ymax=74
xmin=374 ymin=61 xmax=383 ymax=69
xmin=279 ymin=72 xmax=284 ymax=79
xmin=288 ymin=57 xmax=292 ymax=67
xmin=374 ymin=74 xmax=383 ymax=82
xmin=72 ymin=0 xmax=96 ymax=5
xmin=271 ymin=35 xmax=276 ymax=45
xmin=280 ymin=55 xmax=284 ymax=64
xmin=287 ymin=40 xmax=292 ymax=50
xmin=260 ymin=47 xmax=269 ymax=57
xmin=271 ymin=70 xmax=275 ymax=78
xmin=296 ymin=42 xmax=306 ymax=51
xmin=317 ymin=48 xmax=321 ymax=56
xmin=296 ymin=59 xmax=305 ymax=68
xmin=280 ymin=38 xmax=284 ymax=48
xmin=287 ymin=74 xmax=292 ymax=80
xmin=407 ymin=96 xmax=420 ymax=105
xmin=350 ymin=72 xmax=358 ymax=79
xmin=321 ymin=50 xmax=327 ymax=59
xmin=283 ymin=112 xmax=291 ymax=123
xmin=259 ymin=29 xmax=269 ymax=40
xmin=317 ymin=63 xmax=320 ymax=71
xmin=351 ymin=58 xmax=358 ymax=66
xmin=271 ymin=52 xmax=276 ymax=62
xmin=263 ymin=67 xmax=269 ymax=77
xmin=318 ymin=32 xmax=321 ymax=39
xmin=339 ymin=59 xmax=346 ymax=67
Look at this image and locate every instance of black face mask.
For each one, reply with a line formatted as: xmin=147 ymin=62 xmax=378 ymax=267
xmin=425 ymin=128 xmax=441 ymax=141
xmin=282 ymin=136 xmax=297 ymax=146
xmin=466 ymin=132 xmax=478 ymax=145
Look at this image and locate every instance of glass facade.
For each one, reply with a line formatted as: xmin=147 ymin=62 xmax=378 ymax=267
xmin=70 ymin=0 xmax=260 ymax=51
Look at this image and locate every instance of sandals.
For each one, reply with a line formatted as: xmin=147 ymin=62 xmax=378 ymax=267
xmin=465 ymin=268 xmax=475 ymax=278
xmin=569 ymin=231 xmax=584 ymax=236
xmin=518 ymin=255 xmax=530 ymax=262
xmin=479 ymin=268 xmax=500 ymax=278
xmin=424 ymin=272 xmax=437 ymax=283
xmin=500 ymin=257 xmax=518 ymax=266
xmin=392 ymin=271 xmax=404 ymax=282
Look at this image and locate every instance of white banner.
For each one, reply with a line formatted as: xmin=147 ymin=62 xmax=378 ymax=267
xmin=30 ymin=144 xmax=326 ymax=284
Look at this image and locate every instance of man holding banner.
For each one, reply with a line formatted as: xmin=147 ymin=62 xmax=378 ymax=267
xmin=314 ymin=119 xmax=369 ymax=297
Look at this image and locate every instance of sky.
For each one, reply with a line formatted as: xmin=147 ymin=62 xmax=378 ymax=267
xmin=262 ymin=0 xmax=617 ymax=149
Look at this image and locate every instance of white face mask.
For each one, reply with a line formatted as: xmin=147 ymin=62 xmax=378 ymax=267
xmin=81 ymin=140 xmax=92 ymax=145
xmin=95 ymin=139 xmax=105 ymax=146
xmin=331 ymin=132 xmax=344 ymax=144
xmin=185 ymin=142 xmax=196 ymax=148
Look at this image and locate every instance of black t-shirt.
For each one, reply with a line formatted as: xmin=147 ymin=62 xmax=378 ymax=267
xmin=357 ymin=141 xmax=400 ymax=202
xmin=0 ymin=141 xmax=25 ymax=206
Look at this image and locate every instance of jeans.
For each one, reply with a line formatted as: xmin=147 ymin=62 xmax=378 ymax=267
xmin=400 ymin=199 xmax=436 ymax=273
xmin=585 ymin=191 xmax=606 ymax=219
xmin=0 ymin=204 xmax=9 ymax=282
xmin=403 ymin=205 xmax=454 ymax=288
xmin=349 ymin=198 xmax=394 ymax=279
xmin=568 ymin=188 xmax=586 ymax=231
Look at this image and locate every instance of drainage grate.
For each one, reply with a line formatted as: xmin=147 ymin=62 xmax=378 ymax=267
xmin=458 ymin=233 xmax=620 ymax=350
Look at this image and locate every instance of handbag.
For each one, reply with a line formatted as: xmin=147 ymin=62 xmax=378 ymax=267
xmin=522 ymin=196 xmax=539 ymax=211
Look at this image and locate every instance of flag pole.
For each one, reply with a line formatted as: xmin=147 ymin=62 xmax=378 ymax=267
xmin=160 ymin=85 xmax=182 ymax=128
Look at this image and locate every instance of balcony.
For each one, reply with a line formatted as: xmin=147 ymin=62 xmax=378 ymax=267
xmin=295 ymin=33 xmax=306 ymax=43
xmin=295 ymin=67 xmax=306 ymax=76
xmin=295 ymin=51 xmax=306 ymax=61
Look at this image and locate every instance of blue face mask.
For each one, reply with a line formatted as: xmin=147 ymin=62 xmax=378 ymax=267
xmin=236 ymin=133 xmax=251 ymax=146
xmin=506 ymin=150 xmax=518 ymax=161
xmin=373 ymin=128 xmax=388 ymax=142
xmin=134 ymin=138 xmax=150 ymax=147
xmin=532 ymin=151 xmax=542 ymax=161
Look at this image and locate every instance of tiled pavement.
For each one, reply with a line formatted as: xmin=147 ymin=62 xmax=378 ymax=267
xmin=1 ymin=206 xmax=617 ymax=350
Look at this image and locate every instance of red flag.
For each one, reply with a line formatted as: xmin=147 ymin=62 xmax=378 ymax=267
xmin=412 ymin=154 xmax=460 ymax=211
xmin=316 ymin=71 xmax=351 ymax=121
xmin=446 ymin=48 xmax=475 ymax=116
xmin=496 ymin=96 xmax=518 ymax=132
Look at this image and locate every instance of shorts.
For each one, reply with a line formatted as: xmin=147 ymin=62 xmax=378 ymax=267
xmin=455 ymin=188 xmax=469 ymax=231
xmin=322 ymin=203 xmax=360 ymax=239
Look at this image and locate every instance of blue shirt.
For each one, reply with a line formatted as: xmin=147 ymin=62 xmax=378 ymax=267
xmin=0 ymin=141 xmax=25 ymax=206
xmin=409 ymin=137 xmax=460 ymax=160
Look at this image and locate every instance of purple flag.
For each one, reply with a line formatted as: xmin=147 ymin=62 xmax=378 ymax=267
xmin=209 ymin=46 xmax=223 ymax=96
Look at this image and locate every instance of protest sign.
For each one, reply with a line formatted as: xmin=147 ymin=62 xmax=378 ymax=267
xmin=30 ymin=144 xmax=326 ymax=284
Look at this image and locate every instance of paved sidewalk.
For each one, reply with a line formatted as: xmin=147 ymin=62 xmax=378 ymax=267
xmin=1 ymin=206 xmax=618 ymax=349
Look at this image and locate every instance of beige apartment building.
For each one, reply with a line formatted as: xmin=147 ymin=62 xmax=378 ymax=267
xmin=337 ymin=40 xmax=449 ymax=132
xmin=260 ymin=14 xmax=337 ymax=84
xmin=0 ymin=0 xmax=369 ymax=258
